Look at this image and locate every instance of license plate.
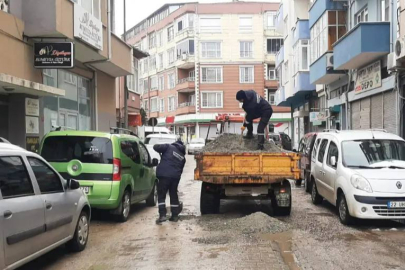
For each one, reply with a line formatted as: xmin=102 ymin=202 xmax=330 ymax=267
xmin=80 ymin=186 xmax=90 ymax=194
xmin=387 ymin=201 xmax=405 ymax=208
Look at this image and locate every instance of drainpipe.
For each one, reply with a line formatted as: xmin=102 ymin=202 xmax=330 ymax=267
xmin=345 ymin=71 xmax=352 ymax=130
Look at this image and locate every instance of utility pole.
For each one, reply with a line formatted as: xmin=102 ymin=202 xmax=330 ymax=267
xmin=123 ymin=0 xmax=128 ymax=128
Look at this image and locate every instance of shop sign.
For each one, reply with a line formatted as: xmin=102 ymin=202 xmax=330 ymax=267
xmin=74 ymin=4 xmax=103 ymax=50
xmin=25 ymin=98 xmax=39 ymax=116
xmin=26 ymin=116 xmax=39 ymax=134
xmin=310 ymin=112 xmax=327 ymax=122
xmin=34 ymin=42 xmax=74 ymax=68
xmin=26 ymin=136 xmax=40 ymax=153
xmin=129 ymin=114 xmax=142 ymax=127
xmin=355 ymin=61 xmax=381 ymax=94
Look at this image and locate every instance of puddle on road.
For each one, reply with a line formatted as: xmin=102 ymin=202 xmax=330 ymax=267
xmin=260 ymin=231 xmax=300 ymax=270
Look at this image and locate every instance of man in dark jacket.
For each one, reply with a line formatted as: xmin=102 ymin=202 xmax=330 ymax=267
xmin=236 ymin=90 xmax=273 ymax=150
xmin=153 ymin=140 xmax=186 ymax=223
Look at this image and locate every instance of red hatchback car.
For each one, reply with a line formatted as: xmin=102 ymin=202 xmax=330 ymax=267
xmin=297 ymin=132 xmax=318 ymax=192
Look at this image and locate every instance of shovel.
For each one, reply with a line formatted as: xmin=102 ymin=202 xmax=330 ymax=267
xmin=240 ymin=127 xmax=245 ymax=143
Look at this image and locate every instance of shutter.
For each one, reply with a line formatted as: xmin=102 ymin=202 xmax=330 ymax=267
xmin=371 ymin=94 xmax=383 ymax=129
xmin=359 ymin=97 xmax=370 ymax=129
xmin=351 ymin=100 xmax=361 ymax=129
xmin=383 ymin=90 xmax=397 ymax=134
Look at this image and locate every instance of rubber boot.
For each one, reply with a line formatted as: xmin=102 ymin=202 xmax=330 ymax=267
xmin=169 ymin=215 xmax=180 ymax=222
xmin=156 ymin=216 xmax=167 ymax=224
xmin=258 ymin=135 xmax=265 ymax=150
xmin=244 ymin=133 xmax=254 ymax=139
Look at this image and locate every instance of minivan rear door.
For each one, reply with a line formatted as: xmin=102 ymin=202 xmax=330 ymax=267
xmin=41 ymin=136 xmax=114 ymax=201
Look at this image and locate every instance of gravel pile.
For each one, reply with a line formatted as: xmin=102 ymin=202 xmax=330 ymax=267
xmin=203 ymin=134 xmax=282 ymax=153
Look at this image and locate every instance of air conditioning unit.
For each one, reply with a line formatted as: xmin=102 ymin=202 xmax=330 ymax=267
xmin=181 ymin=53 xmax=188 ymax=60
xmin=326 ymin=53 xmax=334 ymax=70
xmin=395 ymin=39 xmax=405 ymax=60
xmin=388 ymin=51 xmax=405 ymax=71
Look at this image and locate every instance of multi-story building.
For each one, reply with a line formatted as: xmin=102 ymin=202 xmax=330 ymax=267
xmin=274 ymin=0 xmax=316 ymax=149
xmin=0 ymin=0 xmax=132 ymax=151
xmin=309 ymin=0 xmax=399 ymax=136
xmin=124 ymin=2 xmax=292 ymax=142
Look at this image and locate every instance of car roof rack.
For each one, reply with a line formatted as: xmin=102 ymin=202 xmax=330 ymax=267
xmin=110 ymin=127 xmax=138 ymax=137
xmin=323 ymin=129 xmax=340 ymax=133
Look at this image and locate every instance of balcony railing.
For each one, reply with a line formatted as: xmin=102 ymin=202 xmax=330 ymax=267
xmin=179 ymin=102 xmax=195 ymax=108
xmin=177 ymin=53 xmax=195 ymax=61
xmin=177 ymin=77 xmax=195 ymax=84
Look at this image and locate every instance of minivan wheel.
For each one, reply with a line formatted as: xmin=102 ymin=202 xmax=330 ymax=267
xmin=304 ymin=173 xmax=311 ymax=193
xmin=338 ymin=193 xmax=354 ymax=225
xmin=66 ymin=211 xmax=89 ymax=252
xmin=146 ymin=182 xmax=157 ymax=206
xmin=117 ymin=190 xmax=131 ymax=222
xmin=311 ymin=180 xmax=323 ymax=205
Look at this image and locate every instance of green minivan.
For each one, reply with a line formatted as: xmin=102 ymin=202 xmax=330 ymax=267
xmin=40 ymin=130 xmax=158 ymax=222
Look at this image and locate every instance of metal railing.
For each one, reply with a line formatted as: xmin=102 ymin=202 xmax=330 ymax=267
xmin=178 ymin=102 xmax=195 ymax=108
xmin=177 ymin=77 xmax=195 ymax=84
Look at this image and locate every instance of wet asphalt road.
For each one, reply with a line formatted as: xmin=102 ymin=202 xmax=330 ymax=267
xmin=20 ymin=156 xmax=405 ymax=270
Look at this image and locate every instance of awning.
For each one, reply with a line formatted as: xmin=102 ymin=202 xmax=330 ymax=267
xmin=279 ymin=90 xmax=317 ymax=109
xmin=0 ymin=73 xmax=65 ymax=96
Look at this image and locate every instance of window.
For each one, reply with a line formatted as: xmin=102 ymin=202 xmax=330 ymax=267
xmin=317 ymin=139 xmax=329 ymax=163
xmin=143 ymin=100 xmax=149 ymax=111
xmin=356 ymin=7 xmax=368 ymax=25
xmin=168 ymin=48 xmax=175 ymax=65
xmin=240 ymin=41 xmax=253 ymax=58
xmin=284 ymin=16 xmax=288 ymax=37
xmin=178 ymin=20 xmax=183 ymax=32
xmin=150 ymin=98 xmax=158 ymax=112
xmin=159 ymin=98 xmax=165 ymax=112
xmin=157 ymin=31 xmax=163 ymax=47
xmin=266 ymin=12 xmax=276 ymax=29
xmin=144 ymin=59 xmax=149 ymax=73
xmin=43 ymin=69 xmax=57 ymax=87
xmin=177 ymin=39 xmax=195 ymax=58
xmin=142 ymin=79 xmax=148 ymax=93
xmin=239 ymin=16 xmax=253 ymax=32
xmin=201 ymin=42 xmax=221 ymax=58
xmin=380 ymin=0 xmax=389 ymax=22
xmin=127 ymin=58 xmax=138 ymax=92
xmin=201 ymin=67 xmax=223 ymax=83
xmin=150 ymin=76 xmax=158 ymax=90
xmin=74 ymin=0 xmax=100 ymax=19
xmin=189 ymin=70 xmax=195 ymax=80
xmin=201 ymin=92 xmax=223 ymax=108
xmin=0 ymin=156 xmax=34 ymax=198
xmin=268 ymin=65 xmax=276 ymax=80
xmin=149 ymin=55 xmax=156 ymax=70
xmin=312 ymin=139 xmax=321 ymax=160
xmin=168 ymin=96 xmax=176 ymax=111
xmin=139 ymin=144 xmax=151 ymax=166
xmin=267 ymin=39 xmax=284 ymax=54
xmin=326 ymin=142 xmax=339 ymax=168
xmin=239 ymin=66 xmax=254 ymax=83
xmin=158 ymin=75 xmax=165 ymax=91
xmin=158 ymin=53 xmax=164 ymax=69
xmin=269 ymin=93 xmax=276 ymax=105
xmin=121 ymin=141 xmax=140 ymax=164
xmin=28 ymin=157 xmax=63 ymax=194
xmin=293 ymin=40 xmax=310 ymax=74
xmin=283 ymin=61 xmax=289 ymax=83
xmin=167 ymin=26 xmax=174 ymax=42
xmin=200 ymin=17 xmax=221 ymax=33
xmin=149 ymin=32 xmax=156 ymax=49
xmin=168 ymin=73 xmax=175 ymax=89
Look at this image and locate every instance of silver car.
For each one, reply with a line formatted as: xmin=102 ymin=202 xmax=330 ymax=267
xmin=0 ymin=143 xmax=90 ymax=270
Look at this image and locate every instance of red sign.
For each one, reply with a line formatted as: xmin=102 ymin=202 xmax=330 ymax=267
xmin=166 ymin=116 xmax=175 ymax=124
xmin=128 ymin=114 xmax=142 ymax=127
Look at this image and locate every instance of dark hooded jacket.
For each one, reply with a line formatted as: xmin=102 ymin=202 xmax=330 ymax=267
xmin=242 ymin=90 xmax=273 ymax=124
xmin=153 ymin=142 xmax=186 ymax=180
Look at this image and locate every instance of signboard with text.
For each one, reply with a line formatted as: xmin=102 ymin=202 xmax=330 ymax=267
xmin=355 ymin=61 xmax=381 ymax=94
xmin=74 ymin=4 xmax=103 ymax=50
xmin=310 ymin=112 xmax=327 ymax=122
xmin=34 ymin=42 xmax=74 ymax=68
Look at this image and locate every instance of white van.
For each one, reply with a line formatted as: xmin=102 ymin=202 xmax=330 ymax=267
xmin=310 ymin=129 xmax=405 ymax=225
xmin=138 ymin=126 xmax=172 ymax=140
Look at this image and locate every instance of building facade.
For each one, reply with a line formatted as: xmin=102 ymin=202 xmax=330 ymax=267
xmin=124 ymin=2 xmax=292 ymax=142
xmin=0 ymin=0 xmax=132 ymax=151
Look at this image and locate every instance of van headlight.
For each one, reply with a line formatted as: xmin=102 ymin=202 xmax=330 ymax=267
xmin=350 ymin=175 xmax=373 ymax=193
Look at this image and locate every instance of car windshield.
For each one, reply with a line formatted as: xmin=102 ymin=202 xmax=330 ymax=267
xmin=41 ymin=136 xmax=113 ymax=164
xmin=145 ymin=137 xmax=176 ymax=145
xmin=191 ymin=139 xmax=205 ymax=144
xmin=342 ymin=140 xmax=405 ymax=168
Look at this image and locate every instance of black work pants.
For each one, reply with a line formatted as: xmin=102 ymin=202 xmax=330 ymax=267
xmin=246 ymin=110 xmax=273 ymax=140
xmin=157 ymin=177 xmax=180 ymax=217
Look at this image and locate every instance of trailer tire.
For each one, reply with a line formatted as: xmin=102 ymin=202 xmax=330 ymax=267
xmin=200 ymin=183 xmax=220 ymax=215
xmin=271 ymin=180 xmax=292 ymax=216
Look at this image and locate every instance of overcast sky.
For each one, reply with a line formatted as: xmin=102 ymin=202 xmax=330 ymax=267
xmin=114 ymin=0 xmax=279 ymax=35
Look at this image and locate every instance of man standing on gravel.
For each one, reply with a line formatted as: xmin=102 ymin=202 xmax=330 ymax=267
xmin=236 ymin=90 xmax=273 ymax=150
xmin=153 ymin=139 xmax=186 ymax=224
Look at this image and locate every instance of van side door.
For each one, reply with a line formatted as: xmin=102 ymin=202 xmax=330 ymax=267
xmin=119 ymin=140 xmax=142 ymax=201
xmin=0 ymin=155 xmax=46 ymax=268
xmin=323 ymin=140 xmax=339 ymax=203
xmin=314 ymin=139 xmax=330 ymax=198
xmin=139 ymin=143 xmax=155 ymax=200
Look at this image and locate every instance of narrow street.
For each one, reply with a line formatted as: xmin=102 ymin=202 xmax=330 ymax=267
xmin=21 ymin=156 xmax=405 ymax=270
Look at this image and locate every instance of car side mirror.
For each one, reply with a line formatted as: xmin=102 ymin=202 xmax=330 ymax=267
xmin=152 ymin=158 xmax=159 ymax=167
xmin=68 ymin=179 xmax=80 ymax=190
xmin=330 ymin=156 xmax=337 ymax=167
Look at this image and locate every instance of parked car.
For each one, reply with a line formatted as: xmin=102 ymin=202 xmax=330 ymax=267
xmin=40 ymin=130 xmax=158 ymax=222
xmin=297 ymin=132 xmax=318 ymax=190
xmin=0 ymin=137 xmax=10 ymax=143
xmin=187 ymin=138 xmax=206 ymax=155
xmin=269 ymin=132 xmax=292 ymax=150
xmin=310 ymin=129 xmax=405 ymax=225
xmin=0 ymin=143 xmax=90 ymax=270
xmin=144 ymin=134 xmax=179 ymax=161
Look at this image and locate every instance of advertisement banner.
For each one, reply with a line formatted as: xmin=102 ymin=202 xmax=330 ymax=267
xmin=25 ymin=98 xmax=39 ymax=116
xmin=34 ymin=42 xmax=74 ymax=68
xmin=310 ymin=112 xmax=327 ymax=122
xmin=355 ymin=61 xmax=381 ymax=94
xmin=74 ymin=4 xmax=103 ymax=50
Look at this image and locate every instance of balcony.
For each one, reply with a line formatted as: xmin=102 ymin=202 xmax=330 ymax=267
xmin=293 ymin=20 xmax=310 ymax=46
xmin=177 ymin=102 xmax=196 ymax=115
xmin=309 ymin=0 xmax=346 ymax=29
xmin=310 ymin=52 xmax=345 ymax=84
xmin=333 ymin=22 xmax=390 ymax=70
xmin=293 ymin=72 xmax=315 ymax=95
xmin=275 ymin=4 xmax=284 ymax=34
xmin=264 ymin=53 xmax=276 ymax=64
xmin=175 ymin=28 xmax=194 ymax=43
xmin=275 ymin=87 xmax=285 ymax=106
xmin=265 ymin=79 xmax=278 ymax=89
xmin=175 ymin=77 xmax=195 ymax=93
xmin=275 ymin=46 xmax=284 ymax=68
xmin=176 ymin=54 xmax=195 ymax=69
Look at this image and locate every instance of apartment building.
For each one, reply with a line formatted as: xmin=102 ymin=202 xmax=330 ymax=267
xmin=0 ymin=0 xmax=132 ymax=151
xmin=124 ymin=2 xmax=292 ymax=142
xmin=309 ymin=0 xmax=398 ymax=136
